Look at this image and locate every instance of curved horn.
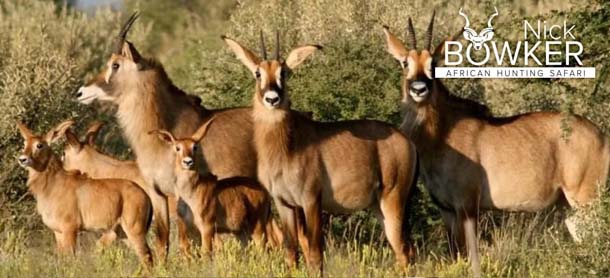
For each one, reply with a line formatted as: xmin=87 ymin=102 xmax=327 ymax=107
xmin=114 ymin=11 xmax=140 ymax=54
xmin=458 ymin=8 xmax=470 ymax=30
xmin=274 ymin=29 xmax=280 ymax=60
xmin=406 ymin=17 xmax=417 ymax=50
xmin=425 ymin=11 xmax=435 ymax=51
xmin=259 ymin=30 xmax=267 ymax=60
xmin=487 ymin=7 xmax=499 ymax=29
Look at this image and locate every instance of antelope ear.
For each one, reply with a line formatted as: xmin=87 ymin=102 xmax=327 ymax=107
xmin=221 ymin=36 xmax=260 ymax=74
xmin=16 ymin=122 xmax=33 ymax=139
xmin=149 ymin=129 xmax=175 ymax=145
xmin=285 ymin=45 xmax=321 ymax=70
xmin=121 ymin=41 xmax=142 ymax=65
xmin=191 ymin=117 xmax=215 ymax=142
xmin=45 ymin=119 xmax=75 ymax=144
xmin=382 ymin=26 xmax=409 ymax=63
xmin=64 ymin=130 xmax=82 ymax=150
xmin=85 ymin=121 xmax=104 ymax=145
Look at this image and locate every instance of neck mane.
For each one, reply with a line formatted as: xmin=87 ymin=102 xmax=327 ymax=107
xmin=401 ymin=80 xmax=492 ymax=150
xmin=27 ymin=155 xmax=66 ymax=197
xmin=116 ymin=61 xmax=207 ymax=159
xmin=252 ymin=100 xmax=292 ymax=169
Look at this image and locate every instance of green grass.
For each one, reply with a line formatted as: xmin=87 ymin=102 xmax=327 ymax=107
xmin=1 ymin=206 xmax=607 ymax=277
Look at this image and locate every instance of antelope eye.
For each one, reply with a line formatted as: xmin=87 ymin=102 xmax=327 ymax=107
xmin=175 ymin=146 xmax=181 ymax=152
xmin=112 ymin=63 xmax=120 ymax=70
xmin=255 ymin=70 xmax=261 ymax=79
xmin=36 ymin=143 xmax=44 ymax=149
xmin=193 ymin=144 xmax=198 ymax=151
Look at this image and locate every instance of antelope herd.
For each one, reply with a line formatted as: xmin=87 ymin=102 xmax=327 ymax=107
xmin=15 ymin=11 xmax=609 ymax=276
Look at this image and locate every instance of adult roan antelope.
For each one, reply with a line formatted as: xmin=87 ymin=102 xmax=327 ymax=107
xmin=222 ymin=32 xmax=418 ymax=271
xmin=16 ymin=120 xmax=153 ymax=267
xmin=75 ymin=12 xmax=257 ymax=259
xmin=150 ymin=118 xmax=281 ymax=254
xmin=383 ymin=13 xmax=610 ymax=277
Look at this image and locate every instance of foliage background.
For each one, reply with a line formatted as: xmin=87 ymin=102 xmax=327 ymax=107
xmin=0 ymin=0 xmax=609 ymax=276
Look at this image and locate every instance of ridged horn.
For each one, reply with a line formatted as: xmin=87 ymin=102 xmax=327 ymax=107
xmin=406 ymin=17 xmax=417 ymax=49
xmin=259 ymin=30 xmax=267 ymax=60
xmin=274 ymin=29 xmax=280 ymax=60
xmin=425 ymin=11 xmax=435 ymax=51
xmin=114 ymin=11 xmax=139 ymax=54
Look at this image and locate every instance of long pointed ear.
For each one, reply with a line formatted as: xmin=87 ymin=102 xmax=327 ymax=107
xmin=121 ymin=41 xmax=142 ymax=64
xmin=45 ymin=119 xmax=75 ymax=144
xmin=285 ymin=45 xmax=321 ymax=70
xmin=85 ymin=121 xmax=104 ymax=146
xmin=16 ymin=122 xmax=33 ymax=139
xmin=221 ymin=36 xmax=260 ymax=74
xmin=64 ymin=129 xmax=82 ymax=150
xmin=432 ymin=29 xmax=463 ymax=63
xmin=191 ymin=117 xmax=215 ymax=142
xmin=382 ymin=26 xmax=409 ymax=64
xmin=148 ymin=129 xmax=176 ymax=145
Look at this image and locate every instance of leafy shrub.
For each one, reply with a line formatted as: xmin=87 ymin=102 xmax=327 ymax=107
xmin=0 ymin=1 xmax=143 ymax=229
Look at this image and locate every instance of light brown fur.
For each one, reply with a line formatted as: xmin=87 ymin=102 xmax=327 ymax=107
xmin=222 ymin=35 xmax=417 ymax=272
xmin=16 ymin=121 xmax=153 ymax=267
xmin=384 ymin=19 xmax=610 ymax=277
xmin=61 ymin=121 xmax=185 ymax=250
xmin=151 ymin=120 xmax=281 ymax=255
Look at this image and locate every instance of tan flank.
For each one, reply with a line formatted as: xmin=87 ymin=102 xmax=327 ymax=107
xmin=74 ymin=12 xmax=258 ymax=259
xmin=222 ymin=32 xmax=418 ymax=271
xmin=150 ymin=118 xmax=282 ymax=254
xmin=16 ymin=120 xmax=153 ymax=267
xmin=61 ymin=121 xmax=186 ymax=248
xmin=383 ymin=14 xmax=610 ymax=277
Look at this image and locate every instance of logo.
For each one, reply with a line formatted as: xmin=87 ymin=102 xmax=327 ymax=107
xmin=435 ymin=7 xmax=596 ymax=79
xmin=460 ymin=7 xmax=498 ymax=51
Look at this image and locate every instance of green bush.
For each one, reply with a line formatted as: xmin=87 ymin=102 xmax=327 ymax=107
xmin=0 ymin=1 xmax=139 ymax=230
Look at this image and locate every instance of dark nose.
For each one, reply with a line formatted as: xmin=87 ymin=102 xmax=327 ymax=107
xmin=410 ymin=84 xmax=427 ymax=95
xmin=265 ymin=96 xmax=280 ymax=105
xmin=18 ymin=157 xmax=28 ymax=164
xmin=183 ymin=158 xmax=194 ymax=167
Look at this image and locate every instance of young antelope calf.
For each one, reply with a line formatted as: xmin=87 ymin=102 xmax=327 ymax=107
xmin=16 ymin=120 xmax=153 ymax=266
xmin=150 ymin=119 xmax=278 ymax=254
xmin=61 ymin=121 xmax=190 ymax=252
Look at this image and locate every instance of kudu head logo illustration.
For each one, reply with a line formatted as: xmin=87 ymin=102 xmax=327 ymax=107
xmin=459 ymin=7 xmax=498 ymax=50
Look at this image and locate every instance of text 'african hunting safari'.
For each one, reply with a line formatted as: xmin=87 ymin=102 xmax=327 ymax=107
xmin=15 ymin=9 xmax=608 ymax=277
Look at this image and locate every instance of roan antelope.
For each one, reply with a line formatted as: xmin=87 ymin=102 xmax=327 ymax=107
xmin=16 ymin=120 xmax=153 ymax=266
xmin=150 ymin=118 xmax=281 ymax=254
xmin=60 ymin=121 xmax=190 ymax=251
xmin=74 ymin=12 xmax=258 ymax=259
xmin=222 ymin=32 xmax=418 ymax=271
xmin=383 ymin=13 xmax=610 ymax=277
